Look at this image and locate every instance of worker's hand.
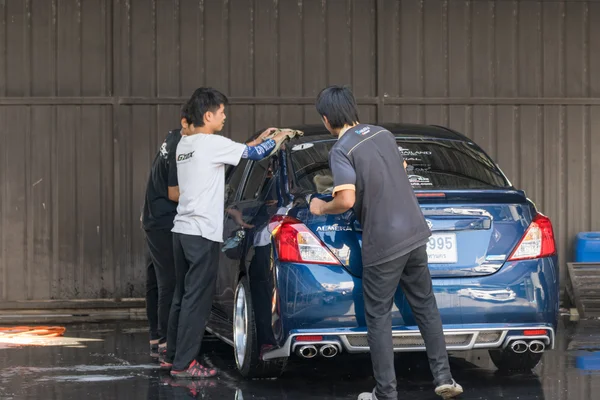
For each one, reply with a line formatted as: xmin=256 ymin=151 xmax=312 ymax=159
xmin=271 ymin=130 xmax=287 ymax=143
xmin=227 ymin=207 xmax=255 ymax=229
xmin=240 ymin=221 xmax=255 ymax=229
xmin=258 ymin=127 xmax=278 ymax=142
xmin=310 ymin=198 xmax=327 ymax=216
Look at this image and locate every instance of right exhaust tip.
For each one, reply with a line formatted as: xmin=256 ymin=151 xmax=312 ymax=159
xmin=529 ymin=340 xmax=546 ymax=354
xmin=510 ymin=340 xmax=528 ymax=354
xmin=319 ymin=344 xmax=339 ymax=358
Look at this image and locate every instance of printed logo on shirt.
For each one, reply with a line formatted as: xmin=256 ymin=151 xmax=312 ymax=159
xmin=355 ymin=126 xmax=371 ymax=135
xmin=159 ymin=141 xmax=168 ymax=159
xmin=177 ymin=151 xmax=195 ymax=162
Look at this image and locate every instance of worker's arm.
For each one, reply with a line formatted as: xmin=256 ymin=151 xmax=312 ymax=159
xmin=309 ymin=147 xmax=356 ymax=216
xmin=242 ymin=139 xmax=277 ymax=160
xmin=310 ymin=189 xmax=355 ymax=216
xmin=242 ymin=129 xmax=290 ymax=161
xmin=168 ymin=140 xmax=179 ymax=202
xmin=212 ymin=128 xmax=293 ymax=166
xmin=245 ymin=128 xmax=275 ymax=147
xmin=168 ymin=186 xmax=179 ymax=202
xmin=226 ymin=207 xmax=254 ymax=229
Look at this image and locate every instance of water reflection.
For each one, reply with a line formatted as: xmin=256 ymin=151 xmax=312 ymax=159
xmin=457 ymin=288 xmax=517 ymax=302
xmin=575 ymin=352 xmax=600 ymax=372
xmin=567 ymin=318 xmax=600 ymax=373
xmin=6 ymin=320 xmax=600 ymax=400
xmin=151 ymin=350 xmax=547 ymax=400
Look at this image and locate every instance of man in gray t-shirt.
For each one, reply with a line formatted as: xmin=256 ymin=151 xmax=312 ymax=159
xmin=309 ymin=86 xmax=463 ymax=400
xmin=162 ymin=88 xmax=289 ymax=379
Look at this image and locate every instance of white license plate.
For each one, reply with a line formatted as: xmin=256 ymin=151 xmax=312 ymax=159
xmin=427 ymin=233 xmax=458 ymax=264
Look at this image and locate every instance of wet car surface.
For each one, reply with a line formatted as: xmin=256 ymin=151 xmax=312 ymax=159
xmin=0 ymin=318 xmax=597 ymax=400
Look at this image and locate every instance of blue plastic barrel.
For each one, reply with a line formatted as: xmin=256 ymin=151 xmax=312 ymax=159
xmin=575 ymin=232 xmax=600 ymax=262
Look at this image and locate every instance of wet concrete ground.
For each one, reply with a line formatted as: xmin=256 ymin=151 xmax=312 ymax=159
xmin=0 ymin=318 xmax=599 ymax=400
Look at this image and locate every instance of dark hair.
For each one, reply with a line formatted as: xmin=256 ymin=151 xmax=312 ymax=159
xmin=181 ymin=87 xmax=228 ymax=127
xmin=315 ymin=85 xmax=360 ymax=129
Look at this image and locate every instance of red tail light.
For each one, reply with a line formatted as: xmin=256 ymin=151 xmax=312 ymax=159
xmin=296 ymin=335 xmax=324 ymax=342
xmin=523 ymin=329 xmax=547 ymax=336
xmin=271 ymin=216 xmax=341 ymax=265
xmin=508 ymin=213 xmax=556 ymax=261
xmin=416 ymin=192 xmax=446 ymax=199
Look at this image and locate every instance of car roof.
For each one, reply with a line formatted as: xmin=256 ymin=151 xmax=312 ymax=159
xmin=258 ymin=123 xmax=470 ymax=144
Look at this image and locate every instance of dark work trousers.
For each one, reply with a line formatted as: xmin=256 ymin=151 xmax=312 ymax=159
xmin=145 ymin=228 xmax=177 ymax=343
xmin=166 ymin=233 xmax=220 ymax=371
xmin=363 ymin=244 xmax=452 ymax=400
xmin=145 ymin=254 xmax=159 ymax=341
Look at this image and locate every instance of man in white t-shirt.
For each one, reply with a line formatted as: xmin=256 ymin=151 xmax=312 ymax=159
xmin=161 ymin=87 xmax=290 ymax=379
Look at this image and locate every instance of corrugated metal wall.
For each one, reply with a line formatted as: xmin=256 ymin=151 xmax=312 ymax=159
xmin=0 ymin=0 xmax=599 ymax=303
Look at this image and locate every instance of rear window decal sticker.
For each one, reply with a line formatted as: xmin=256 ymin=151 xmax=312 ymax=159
xmin=408 ymin=174 xmax=433 ymax=186
xmin=292 ymin=143 xmax=314 ymax=152
xmin=398 ymin=146 xmax=432 ymax=157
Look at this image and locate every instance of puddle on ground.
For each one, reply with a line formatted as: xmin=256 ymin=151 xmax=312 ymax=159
xmin=38 ymin=374 xmax=136 ymax=382
xmin=0 ymin=364 xmax=158 ymax=380
xmin=87 ymin=329 xmax=115 ymax=334
xmin=121 ymin=328 xmax=149 ymax=334
xmin=4 ymin=364 xmax=157 ymax=373
xmin=4 ymin=319 xmax=600 ymax=400
xmin=0 ymin=336 xmax=103 ymax=347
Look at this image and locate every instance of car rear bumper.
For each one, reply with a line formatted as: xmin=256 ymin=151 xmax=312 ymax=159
xmin=262 ymin=323 xmax=555 ymax=361
xmin=267 ymin=257 xmax=559 ymax=360
xmin=274 ymin=257 xmax=559 ymax=332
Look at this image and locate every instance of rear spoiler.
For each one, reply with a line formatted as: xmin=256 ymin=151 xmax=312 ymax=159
xmin=415 ymin=189 xmax=529 ymax=204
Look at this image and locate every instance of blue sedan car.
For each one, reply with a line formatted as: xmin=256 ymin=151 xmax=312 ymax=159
xmin=206 ymin=123 xmax=559 ymax=379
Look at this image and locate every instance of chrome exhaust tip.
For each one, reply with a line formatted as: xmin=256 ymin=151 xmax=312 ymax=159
xmin=529 ymin=340 xmax=545 ymax=354
xmin=296 ymin=345 xmax=317 ymax=359
xmin=510 ymin=340 xmax=528 ymax=354
xmin=319 ymin=344 xmax=339 ymax=358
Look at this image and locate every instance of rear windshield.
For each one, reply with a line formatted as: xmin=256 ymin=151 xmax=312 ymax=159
xmin=289 ymin=138 xmax=511 ymax=193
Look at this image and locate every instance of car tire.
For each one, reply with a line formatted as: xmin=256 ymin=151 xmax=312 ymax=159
xmin=233 ymin=276 xmax=287 ymax=379
xmin=488 ymin=348 xmax=543 ymax=372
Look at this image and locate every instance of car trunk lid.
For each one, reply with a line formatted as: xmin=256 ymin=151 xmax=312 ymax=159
xmin=295 ymin=189 xmax=532 ymax=278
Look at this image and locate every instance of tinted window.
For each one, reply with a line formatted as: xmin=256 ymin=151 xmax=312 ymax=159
xmin=242 ymin=158 xmax=271 ymax=201
xmin=289 ymin=138 xmax=511 ymax=192
xmin=225 ymin=159 xmax=248 ymax=205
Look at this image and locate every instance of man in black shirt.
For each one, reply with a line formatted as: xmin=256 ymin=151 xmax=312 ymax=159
xmin=141 ymin=106 xmax=190 ymax=356
xmin=309 ymin=86 xmax=463 ymax=400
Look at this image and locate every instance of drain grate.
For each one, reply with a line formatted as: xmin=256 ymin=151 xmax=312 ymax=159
xmin=346 ymin=333 xmax=472 ymax=348
xmin=476 ymin=331 xmax=502 ymax=344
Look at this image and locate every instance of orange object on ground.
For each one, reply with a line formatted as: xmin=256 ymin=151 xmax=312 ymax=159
xmin=0 ymin=326 xmax=66 ymax=337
